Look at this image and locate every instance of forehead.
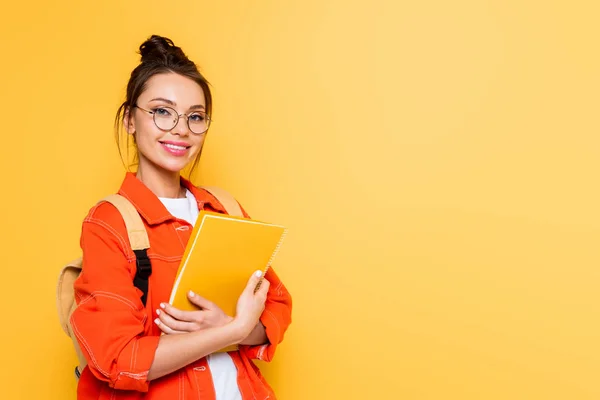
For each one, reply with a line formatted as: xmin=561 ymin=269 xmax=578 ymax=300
xmin=138 ymin=72 xmax=205 ymax=107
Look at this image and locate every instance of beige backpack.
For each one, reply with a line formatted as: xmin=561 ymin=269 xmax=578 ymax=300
xmin=56 ymin=186 xmax=243 ymax=379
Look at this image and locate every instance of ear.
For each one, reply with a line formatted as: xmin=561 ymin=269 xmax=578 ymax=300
xmin=123 ymin=107 xmax=136 ymax=134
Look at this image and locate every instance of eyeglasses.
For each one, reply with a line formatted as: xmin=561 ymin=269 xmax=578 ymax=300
xmin=134 ymin=105 xmax=211 ymax=135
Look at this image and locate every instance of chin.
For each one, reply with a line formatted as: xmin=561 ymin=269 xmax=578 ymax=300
xmin=149 ymin=157 xmax=190 ymax=174
xmin=161 ymin=163 xmax=189 ymax=174
xmin=139 ymin=151 xmax=196 ymax=175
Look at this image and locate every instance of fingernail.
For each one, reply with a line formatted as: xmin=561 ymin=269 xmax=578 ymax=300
xmin=156 ymin=309 xmax=161 ymax=315
xmin=254 ymin=270 xmax=263 ymax=278
xmin=189 ymin=290 xmax=195 ymax=297
xmin=160 ymin=303 xmax=166 ymax=309
xmin=154 ymin=318 xmax=160 ymax=325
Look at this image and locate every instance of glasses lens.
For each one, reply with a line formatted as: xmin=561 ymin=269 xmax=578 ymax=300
xmin=188 ymin=112 xmax=210 ymax=134
xmin=153 ymin=107 xmax=178 ymax=131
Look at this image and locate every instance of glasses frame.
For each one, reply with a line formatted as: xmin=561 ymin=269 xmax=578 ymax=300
xmin=134 ymin=105 xmax=212 ymax=135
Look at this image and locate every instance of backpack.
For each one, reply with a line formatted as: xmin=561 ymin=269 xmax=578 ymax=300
xmin=56 ymin=185 xmax=244 ymax=379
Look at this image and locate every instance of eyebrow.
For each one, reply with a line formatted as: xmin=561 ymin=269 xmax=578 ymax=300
xmin=149 ymin=97 xmax=205 ymax=111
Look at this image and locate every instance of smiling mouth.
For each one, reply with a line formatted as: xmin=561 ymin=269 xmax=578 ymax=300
xmin=160 ymin=142 xmax=191 ymax=151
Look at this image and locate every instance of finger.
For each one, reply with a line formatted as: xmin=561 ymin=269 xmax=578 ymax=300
xmin=161 ymin=303 xmax=197 ymax=323
xmin=154 ymin=317 xmax=184 ymax=335
xmin=187 ymin=291 xmax=214 ymax=310
xmin=243 ymin=270 xmax=264 ymax=296
xmin=157 ymin=309 xmax=198 ymax=332
xmin=255 ymin=276 xmax=270 ymax=299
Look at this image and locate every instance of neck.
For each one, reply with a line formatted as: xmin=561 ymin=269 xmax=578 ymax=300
xmin=136 ymin=163 xmax=185 ymax=199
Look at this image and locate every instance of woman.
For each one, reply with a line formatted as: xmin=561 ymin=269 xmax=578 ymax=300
xmin=71 ymin=34 xmax=292 ymax=400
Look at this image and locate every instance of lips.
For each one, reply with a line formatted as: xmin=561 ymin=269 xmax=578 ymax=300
xmin=160 ymin=141 xmax=191 ymax=156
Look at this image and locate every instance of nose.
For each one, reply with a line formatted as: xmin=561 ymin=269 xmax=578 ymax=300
xmin=171 ymin=114 xmax=190 ymax=136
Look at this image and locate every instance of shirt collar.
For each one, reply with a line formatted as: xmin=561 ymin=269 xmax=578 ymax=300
xmin=117 ymin=172 xmax=224 ymax=225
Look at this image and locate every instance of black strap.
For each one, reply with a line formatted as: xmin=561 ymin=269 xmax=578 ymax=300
xmin=74 ymin=249 xmax=151 ymax=381
xmin=133 ymin=249 xmax=152 ymax=306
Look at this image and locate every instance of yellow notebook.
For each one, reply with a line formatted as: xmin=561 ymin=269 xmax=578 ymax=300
xmin=168 ymin=210 xmax=286 ymax=352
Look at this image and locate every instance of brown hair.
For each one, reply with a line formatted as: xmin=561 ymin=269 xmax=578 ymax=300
xmin=114 ymin=34 xmax=213 ymax=178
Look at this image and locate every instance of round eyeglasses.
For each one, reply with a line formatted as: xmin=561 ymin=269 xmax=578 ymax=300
xmin=134 ymin=105 xmax=211 ymax=134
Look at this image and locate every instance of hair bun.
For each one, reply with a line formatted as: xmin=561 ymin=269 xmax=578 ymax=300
xmin=139 ymin=35 xmax=186 ymax=64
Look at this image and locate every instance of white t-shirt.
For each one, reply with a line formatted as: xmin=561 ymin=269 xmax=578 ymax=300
xmin=159 ymin=189 xmax=242 ymax=400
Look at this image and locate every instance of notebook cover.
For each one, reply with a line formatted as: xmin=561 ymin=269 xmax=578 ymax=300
xmin=168 ymin=211 xmax=286 ymax=352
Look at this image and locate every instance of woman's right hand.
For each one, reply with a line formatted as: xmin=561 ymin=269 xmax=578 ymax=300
xmin=233 ymin=270 xmax=270 ymax=337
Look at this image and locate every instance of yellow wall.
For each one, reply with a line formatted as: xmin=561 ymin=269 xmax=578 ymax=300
xmin=1 ymin=0 xmax=599 ymax=399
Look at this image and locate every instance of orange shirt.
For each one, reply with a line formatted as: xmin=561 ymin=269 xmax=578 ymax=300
xmin=71 ymin=172 xmax=292 ymax=399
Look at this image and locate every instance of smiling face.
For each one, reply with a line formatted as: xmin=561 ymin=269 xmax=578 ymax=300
xmin=125 ymin=72 xmax=208 ymax=177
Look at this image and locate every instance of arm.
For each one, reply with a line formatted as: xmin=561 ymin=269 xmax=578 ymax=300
xmin=71 ymin=209 xmax=159 ymax=391
xmin=156 ymin=296 xmax=267 ymax=345
xmin=148 ymin=270 xmax=266 ymax=380
xmin=72 ymin=205 xmax=267 ymax=391
xmin=235 ymin=205 xmax=291 ymax=350
xmin=239 ymin=321 xmax=268 ymax=346
xmin=240 ymin=266 xmax=292 ymax=362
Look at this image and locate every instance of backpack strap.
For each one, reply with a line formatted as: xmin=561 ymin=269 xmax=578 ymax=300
xmin=56 ymin=194 xmax=152 ymax=380
xmin=200 ymin=186 xmax=244 ymax=217
xmin=101 ymin=194 xmax=152 ymax=306
xmin=101 ymin=194 xmax=150 ymax=250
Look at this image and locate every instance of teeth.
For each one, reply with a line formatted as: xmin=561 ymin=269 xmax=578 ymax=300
xmin=164 ymin=143 xmax=186 ymax=150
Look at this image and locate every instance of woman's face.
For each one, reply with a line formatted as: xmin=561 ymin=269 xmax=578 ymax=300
xmin=127 ymin=72 xmax=208 ymax=175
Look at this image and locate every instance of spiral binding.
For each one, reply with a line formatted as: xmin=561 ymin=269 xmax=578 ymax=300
xmin=257 ymin=228 xmax=288 ymax=290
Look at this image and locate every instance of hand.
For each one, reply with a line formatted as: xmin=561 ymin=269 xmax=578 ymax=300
xmin=233 ymin=270 xmax=270 ymax=337
xmin=155 ymin=291 xmax=233 ymax=335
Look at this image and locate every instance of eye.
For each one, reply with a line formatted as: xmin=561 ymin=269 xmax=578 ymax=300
xmin=189 ymin=113 xmax=205 ymax=122
xmin=153 ymin=107 xmax=173 ymax=117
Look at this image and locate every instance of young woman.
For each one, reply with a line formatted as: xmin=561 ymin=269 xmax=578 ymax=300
xmin=71 ymin=35 xmax=292 ymax=400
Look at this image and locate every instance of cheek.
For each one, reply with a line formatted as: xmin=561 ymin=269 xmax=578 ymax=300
xmin=135 ymin=132 xmax=154 ymax=148
xmin=133 ymin=131 xmax=160 ymax=159
xmin=137 ymin=118 xmax=160 ymax=137
xmin=189 ymin=137 xmax=207 ymax=156
xmin=134 ymin=123 xmax=161 ymax=145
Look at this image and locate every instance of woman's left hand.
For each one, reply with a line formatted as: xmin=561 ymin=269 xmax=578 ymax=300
xmin=155 ymin=291 xmax=233 ymax=335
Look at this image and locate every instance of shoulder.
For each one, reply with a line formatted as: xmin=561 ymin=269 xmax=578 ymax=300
xmin=81 ymin=198 xmax=131 ymax=250
xmin=84 ymin=199 xmax=127 ymax=228
xmin=192 ymin=185 xmax=250 ymax=218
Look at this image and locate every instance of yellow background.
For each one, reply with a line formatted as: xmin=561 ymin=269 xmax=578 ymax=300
xmin=1 ymin=0 xmax=599 ymax=399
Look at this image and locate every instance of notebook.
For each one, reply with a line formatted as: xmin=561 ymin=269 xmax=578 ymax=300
xmin=168 ymin=210 xmax=286 ymax=352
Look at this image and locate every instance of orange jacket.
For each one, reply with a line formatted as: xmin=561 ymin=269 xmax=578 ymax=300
xmin=71 ymin=172 xmax=292 ymax=399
